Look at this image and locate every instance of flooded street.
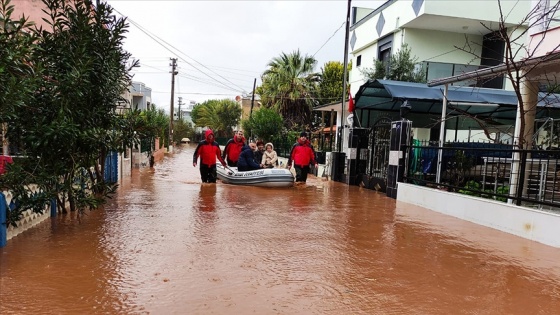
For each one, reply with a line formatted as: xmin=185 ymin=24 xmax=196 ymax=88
xmin=2 ymin=145 xmax=560 ymax=314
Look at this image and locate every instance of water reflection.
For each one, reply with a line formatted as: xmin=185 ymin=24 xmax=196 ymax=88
xmin=1 ymin=145 xmax=560 ymax=314
xmin=196 ymin=183 xmax=217 ymax=212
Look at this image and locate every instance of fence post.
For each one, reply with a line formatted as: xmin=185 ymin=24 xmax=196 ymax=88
xmin=515 ymin=150 xmax=527 ymax=206
xmin=50 ymin=198 xmax=57 ymax=218
xmin=1 ymin=192 xmax=7 ymax=247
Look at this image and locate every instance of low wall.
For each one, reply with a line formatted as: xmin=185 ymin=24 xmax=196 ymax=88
xmin=397 ymin=183 xmax=560 ymax=248
xmin=2 ymin=189 xmax=51 ymax=242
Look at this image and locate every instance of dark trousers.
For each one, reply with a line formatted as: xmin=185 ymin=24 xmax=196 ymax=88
xmin=294 ymin=165 xmax=310 ymax=182
xmin=200 ymin=164 xmax=217 ymax=183
xmin=226 ymin=159 xmax=237 ymax=167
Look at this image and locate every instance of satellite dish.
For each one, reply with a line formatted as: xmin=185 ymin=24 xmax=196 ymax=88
xmin=235 ymin=95 xmax=242 ymax=101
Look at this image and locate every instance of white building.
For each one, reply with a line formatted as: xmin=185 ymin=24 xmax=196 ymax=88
xmin=130 ymin=81 xmax=152 ymax=111
xmin=178 ymin=100 xmax=196 ymax=124
xmin=316 ymin=0 xmax=532 ymax=155
xmin=349 ymin=0 xmax=530 ymax=95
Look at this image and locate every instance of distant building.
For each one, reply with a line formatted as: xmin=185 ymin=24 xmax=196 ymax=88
xmin=178 ymin=100 xmax=196 ymax=124
xmin=130 ymin=81 xmax=152 ymax=111
xmin=237 ymin=94 xmax=261 ymax=128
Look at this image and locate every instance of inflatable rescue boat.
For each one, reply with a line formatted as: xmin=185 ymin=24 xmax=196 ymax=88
xmin=216 ymin=165 xmax=294 ymax=187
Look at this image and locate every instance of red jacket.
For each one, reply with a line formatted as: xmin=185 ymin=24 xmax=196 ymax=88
xmin=287 ymin=139 xmax=317 ymax=167
xmin=193 ymin=130 xmax=226 ymax=166
xmin=222 ymin=135 xmax=245 ymax=163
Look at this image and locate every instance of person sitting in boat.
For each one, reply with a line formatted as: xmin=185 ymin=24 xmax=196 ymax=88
xmin=193 ymin=129 xmax=227 ymax=183
xmin=254 ymin=140 xmax=265 ymax=165
xmin=222 ymin=130 xmax=246 ymax=167
xmin=287 ymin=131 xmax=317 ymax=183
xmin=237 ymin=143 xmax=263 ymax=172
xmin=262 ymin=142 xmax=278 ymax=168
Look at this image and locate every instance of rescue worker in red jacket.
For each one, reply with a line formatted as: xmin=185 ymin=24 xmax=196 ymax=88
xmin=287 ymin=131 xmax=317 ymax=183
xmin=193 ymin=129 xmax=227 ymax=183
xmin=222 ymin=130 xmax=246 ymax=167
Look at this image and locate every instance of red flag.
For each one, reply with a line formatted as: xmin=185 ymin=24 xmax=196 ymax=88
xmin=348 ymin=90 xmax=355 ymax=112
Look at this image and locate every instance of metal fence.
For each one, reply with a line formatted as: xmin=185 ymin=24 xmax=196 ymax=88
xmin=404 ymin=140 xmax=560 ymax=210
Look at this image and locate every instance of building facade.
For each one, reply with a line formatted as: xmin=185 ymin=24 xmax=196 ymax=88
xmin=130 ymin=81 xmax=152 ymax=111
xmin=177 ymin=99 xmax=196 ymax=124
xmin=349 ymin=0 xmax=530 ymax=95
xmin=347 ymin=0 xmax=533 ymax=143
xmin=237 ymin=94 xmax=261 ymax=129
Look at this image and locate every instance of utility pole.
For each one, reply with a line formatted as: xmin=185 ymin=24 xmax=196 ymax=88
xmin=169 ymin=58 xmax=178 ymax=153
xmin=338 ymin=0 xmax=352 ymax=153
xmin=249 ymin=78 xmax=257 ymax=118
xmin=178 ymin=97 xmax=183 ymax=121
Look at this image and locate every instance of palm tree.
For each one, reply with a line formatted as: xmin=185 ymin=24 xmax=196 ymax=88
xmin=258 ymin=50 xmax=320 ymax=130
xmin=191 ymin=99 xmax=241 ymax=136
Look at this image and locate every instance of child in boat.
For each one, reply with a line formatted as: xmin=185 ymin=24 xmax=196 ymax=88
xmin=262 ymin=142 xmax=278 ymax=168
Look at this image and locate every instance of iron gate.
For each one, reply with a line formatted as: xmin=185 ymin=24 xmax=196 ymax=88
xmin=366 ymin=117 xmax=392 ymax=190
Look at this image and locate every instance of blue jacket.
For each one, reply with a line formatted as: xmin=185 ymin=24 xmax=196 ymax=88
xmin=237 ymin=145 xmax=261 ymax=172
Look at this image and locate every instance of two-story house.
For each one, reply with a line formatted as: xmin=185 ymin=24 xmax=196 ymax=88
xmin=349 ymin=0 xmax=531 ymax=141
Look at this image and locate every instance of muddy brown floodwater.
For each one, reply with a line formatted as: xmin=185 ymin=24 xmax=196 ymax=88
xmin=2 ymin=145 xmax=560 ymax=314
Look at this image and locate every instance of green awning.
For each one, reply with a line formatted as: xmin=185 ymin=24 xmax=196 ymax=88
xmin=354 ymin=79 xmax=560 ymax=121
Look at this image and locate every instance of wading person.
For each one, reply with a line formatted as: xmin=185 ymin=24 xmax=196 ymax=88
xmin=287 ymin=131 xmax=317 ymax=183
xmin=237 ymin=142 xmax=263 ymax=172
xmin=222 ymin=130 xmax=246 ymax=167
xmin=193 ymin=129 xmax=227 ymax=183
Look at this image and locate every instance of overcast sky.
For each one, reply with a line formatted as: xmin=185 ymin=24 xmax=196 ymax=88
xmin=106 ymin=0 xmax=384 ymax=111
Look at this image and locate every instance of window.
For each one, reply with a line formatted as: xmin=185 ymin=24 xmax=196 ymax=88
xmin=357 ymin=55 xmax=362 ymax=67
xmin=424 ymin=61 xmax=482 ymax=88
xmin=377 ymin=34 xmax=393 ymax=73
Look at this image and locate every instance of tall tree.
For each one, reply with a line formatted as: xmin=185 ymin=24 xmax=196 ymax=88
xmin=257 ymin=50 xmax=321 ymax=130
xmin=0 ymin=0 xmax=39 ymax=123
xmin=191 ymin=99 xmax=241 ymax=136
xmin=317 ymin=61 xmax=345 ymax=105
xmin=241 ymin=107 xmax=283 ymax=142
xmin=1 ymin=0 xmax=136 ymax=223
xmin=125 ymin=106 xmax=169 ymax=153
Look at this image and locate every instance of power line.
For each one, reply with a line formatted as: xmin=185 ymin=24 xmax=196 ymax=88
xmin=151 ymin=91 xmax=237 ymax=96
xmin=176 ymin=73 xmax=244 ymax=92
xmin=113 ymin=9 xmax=243 ymax=93
xmin=113 ymin=8 xmax=249 ymax=93
xmin=133 ymin=63 xmax=255 ymax=85
xmin=125 ymin=19 xmax=239 ymax=92
xmin=313 ymin=20 xmax=346 ymax=58
xmin=132 ymin=59 xmax=261 ymax=76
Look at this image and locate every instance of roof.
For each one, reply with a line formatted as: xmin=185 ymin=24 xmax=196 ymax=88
xmin=354 ymin=79 xmax=560 ymax=121
xmin=313 ymin=100 xmax=350 ymax=112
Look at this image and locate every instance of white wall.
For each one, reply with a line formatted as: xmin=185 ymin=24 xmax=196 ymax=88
xmin=404 ymin=29 xmax=483 ymax=64
xmin=424 ymin=0 xmax=530 ymax=24
xmin=397 ymin=183 xmax=560 ymax=248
